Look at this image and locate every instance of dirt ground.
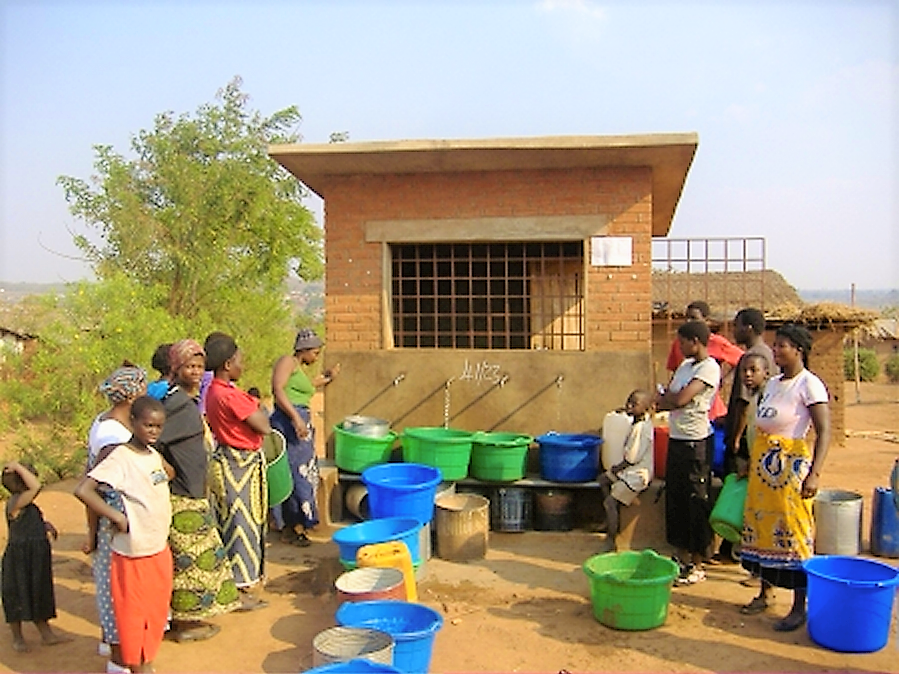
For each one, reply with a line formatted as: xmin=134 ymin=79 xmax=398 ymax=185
xmin=1 ymin=382 xmax=897 ymax=673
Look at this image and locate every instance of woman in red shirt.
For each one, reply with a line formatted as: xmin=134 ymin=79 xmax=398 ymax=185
xmin=204 ymin=334 xmax=272 ymax=612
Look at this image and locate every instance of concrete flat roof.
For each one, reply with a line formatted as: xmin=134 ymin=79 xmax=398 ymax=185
xmin=270 ymin=133 xmax=698 ymax=236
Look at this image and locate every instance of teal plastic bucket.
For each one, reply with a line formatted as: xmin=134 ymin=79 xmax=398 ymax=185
xmin=804 ymin=555 xmax=899 ymax=653
xmin=709 ymin=473 xmax=748 ymax=542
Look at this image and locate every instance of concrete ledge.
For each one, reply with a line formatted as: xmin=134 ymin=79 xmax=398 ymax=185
xmin=616 ymin=480 xmax=670 ymax=553
xmin=316 ymin=464 xmax=343 ymax=528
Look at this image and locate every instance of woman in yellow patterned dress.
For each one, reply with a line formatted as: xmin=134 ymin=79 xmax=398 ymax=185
xmin=739 ymin=324 xmax=831 ymax=632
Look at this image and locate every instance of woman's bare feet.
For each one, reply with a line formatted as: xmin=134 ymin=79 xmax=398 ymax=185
xmin=37 ymin=621 xmax=72 ymax=646
xmin=12 ymin=638 xmax=30 ymax=652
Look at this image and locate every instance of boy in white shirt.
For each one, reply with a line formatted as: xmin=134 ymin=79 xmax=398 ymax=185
xmin=598 ymin=390 xmax=654 ymax=548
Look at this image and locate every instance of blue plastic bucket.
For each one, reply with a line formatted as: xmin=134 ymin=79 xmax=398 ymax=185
xmin=363 ymin=463 xmax=443 ymax=525
xmin=336 ymin=600 xmax=444 ymax=674
xmin=305 ymin=658 xmax=402 ymax=674
xmin=871 ymin=487 xmax=899 ymax=558
xmin=536 ymin=433 xmax=602 ymax=482
xmin=333 ymin=518 xmax=423 ymax=568
xmin=711 ymin=425 xmax=726 ymax=478
xmin=804 ymin=555 xmax=899 ymax=653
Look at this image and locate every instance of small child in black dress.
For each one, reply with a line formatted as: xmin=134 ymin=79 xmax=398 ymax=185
xmin=2 ymin=461 xmax=70 ymax=652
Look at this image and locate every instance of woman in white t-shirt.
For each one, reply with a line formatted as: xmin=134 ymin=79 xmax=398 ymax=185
xmin=739 ymin=324 xmax=831 ymax=632
xmin=655 ymin=321 xmax=721 ymax=586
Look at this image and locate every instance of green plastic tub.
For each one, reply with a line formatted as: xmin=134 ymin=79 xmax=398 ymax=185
xmin=470 ymin=432 xmax=533 ymax=482
xmin=582 ymin=550 xmax=679 ymax=630
xmin=400 ymin=427 xmax=474 ymax=481
xmin=334 ymin=425 xmax=398 ymax=473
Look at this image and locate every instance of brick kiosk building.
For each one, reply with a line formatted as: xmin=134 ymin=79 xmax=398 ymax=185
xmin=271 ymin=134 xmax=698 ymax=451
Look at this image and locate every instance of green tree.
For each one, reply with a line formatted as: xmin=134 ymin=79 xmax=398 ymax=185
xmin=57 ymin=76 xmax=322 ymax=318
xmin=0 ymin=78 xmax=323 ymax=479
xmin=843 ymin=347 xmax=880 ymax=382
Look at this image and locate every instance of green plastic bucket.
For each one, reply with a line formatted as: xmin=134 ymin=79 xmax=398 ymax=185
xmin=262 ymin=430 xmax=292 ymax=506
xmin=401 ymin=427 xmax=474 ymax=481
xmin=709 ymin=473 xmax=748 ymax=543
xmin=335 ymin=425 xmax=398 ymax=473
xmin=266 ymin=449 xmax=293 ymax=506
xmin=583 ymin=550 xmax=679 ymax=630
xmin=470 ymin=432 xmax=533 ymax=482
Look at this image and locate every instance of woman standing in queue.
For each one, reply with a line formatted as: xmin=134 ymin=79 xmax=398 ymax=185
xmin=205 ymin=334 xmax=271 ymax=610
xmin=156 ymin=340 xmax=240 ymax=642
xmin=269 ymin=329 xmax=339 ymax=546
xmin=738 ymin=324 xmax=830 ymax=632
xmin=655 ymin=321 xmax=721 ymax=586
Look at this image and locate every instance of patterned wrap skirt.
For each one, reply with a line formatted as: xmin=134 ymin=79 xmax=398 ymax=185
xmin=169 ymin=494 xmax=241 ymax=620
xmin=93 ymin=489 xmax=125 ymax=645
xmin=208 ymin=445 xmax=267 ymax=587
xmin=740 ymin=432 xmax=814 ymax=589
xmin=270 ymin=405 xmax=320 ymax=531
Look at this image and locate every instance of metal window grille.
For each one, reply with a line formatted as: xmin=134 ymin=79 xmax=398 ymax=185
xmin=391 ymin=242 xmax=585 ymax=349
xmin=651 ymin=237 xmax=768 ymax=316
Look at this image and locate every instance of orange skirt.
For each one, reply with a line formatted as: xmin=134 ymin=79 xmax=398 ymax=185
xmin=110 ymin=547 xmax=173 ymax=665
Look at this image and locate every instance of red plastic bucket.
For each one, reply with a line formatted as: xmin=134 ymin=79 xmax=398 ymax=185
xmin=653 ymin=426 xmax=669 ymax=479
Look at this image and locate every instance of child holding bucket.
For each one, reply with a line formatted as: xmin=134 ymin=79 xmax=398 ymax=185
xmin=597 ymin=390 xmax=654 ymax=549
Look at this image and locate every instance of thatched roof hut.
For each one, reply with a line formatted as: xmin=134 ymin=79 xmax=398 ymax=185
xmin=652 ymin=269 xmax=802 ymax=319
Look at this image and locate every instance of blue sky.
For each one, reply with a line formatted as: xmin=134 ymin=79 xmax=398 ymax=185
xmin=1 ymin=0 xmax=896 ymax=290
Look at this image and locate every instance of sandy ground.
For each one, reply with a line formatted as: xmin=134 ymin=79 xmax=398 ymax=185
xmin=1 ymin=382 xmax=897 ymax=673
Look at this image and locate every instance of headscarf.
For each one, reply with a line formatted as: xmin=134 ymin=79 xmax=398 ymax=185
xmin=99 ymin=365 xmax=148 ymax=404
xmin=168 ymin=339 xmax=205 ymax=373
xmin=293 ymin=328 xmax=323 ymax=352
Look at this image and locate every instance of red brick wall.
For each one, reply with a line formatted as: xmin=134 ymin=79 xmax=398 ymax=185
xmin=321 ymin=167 xmax=653 ymax=353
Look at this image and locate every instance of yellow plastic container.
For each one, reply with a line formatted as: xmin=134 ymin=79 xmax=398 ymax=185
xmin=356 ymin=541 xmax=417 ymax=602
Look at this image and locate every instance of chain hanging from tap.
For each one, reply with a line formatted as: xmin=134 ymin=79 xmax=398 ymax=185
xmin=443 ymin=378 xmax=454 ymax=428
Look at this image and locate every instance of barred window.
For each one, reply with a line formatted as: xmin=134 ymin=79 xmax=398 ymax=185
xmin=391 ymin=242 xmax=584 ymax=349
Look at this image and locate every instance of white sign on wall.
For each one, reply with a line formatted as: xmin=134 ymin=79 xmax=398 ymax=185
xmin=590 ymin=236 xmax=632 ymax=267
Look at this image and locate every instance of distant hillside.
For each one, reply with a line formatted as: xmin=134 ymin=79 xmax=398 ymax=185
xmin=799 ymin=289 xmax=898 ymax=310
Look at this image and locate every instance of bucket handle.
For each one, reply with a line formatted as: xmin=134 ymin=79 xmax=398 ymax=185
xmin=839 ymin=577 xmax=899 ymax=589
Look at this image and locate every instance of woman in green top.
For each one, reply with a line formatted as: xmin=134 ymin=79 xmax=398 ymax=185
xmin=270 ymin=329 xmax=340 ymax=545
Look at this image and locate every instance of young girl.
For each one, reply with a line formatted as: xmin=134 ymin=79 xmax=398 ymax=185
xmin=76 ymin=396 xmax=173 ymax=673
xmin=656 ymin=320 xmax=721 ymax=585
xmin=2 ymin=461 xmax=68 ymax=653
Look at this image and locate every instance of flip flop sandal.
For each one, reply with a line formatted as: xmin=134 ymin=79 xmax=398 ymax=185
xmin=739 ymin=597 xmax=768 ymax=615
xmin=773 ymin=614 xmax=807 ymax=632
xmin=169 ymin=623 xmax=221 ymax=643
